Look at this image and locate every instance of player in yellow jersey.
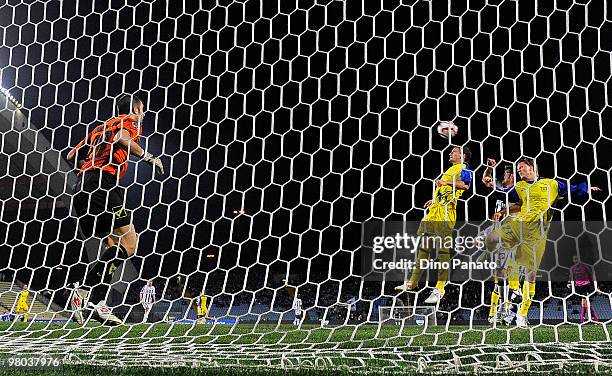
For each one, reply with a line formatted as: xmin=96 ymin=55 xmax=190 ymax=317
xmin=195 ymin=290 xmax=208 ymax=324
xmin=396 ymin=146 xmax=473 ymax=304
xmin=487 ymin=157 xmax=601 ymax=327
xmin=14 ymin=284 xmax=30 ymax=322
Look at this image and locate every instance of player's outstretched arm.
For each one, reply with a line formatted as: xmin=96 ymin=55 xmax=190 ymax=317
xmin=115 ymin=129 xmax=164 ymax=176
xmin=435 ymin=177 xmax=470 ymax=191
xmin=556 ymin=180 xmax=601 ymax=198
xmin=493 ymin=203 xmax=521 ymax=221
xmin=436 ymin=168 xmax=471 ymax=190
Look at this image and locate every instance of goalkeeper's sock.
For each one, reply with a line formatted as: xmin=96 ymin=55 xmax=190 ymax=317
xmin=84 ymin=244 xmax=129 ymax=285
xmin=519 ymin=281 xmax=535 ymax=317
xmin=85 ymin=244 xmax=129 ymax=303
xmin=489 ymin=285 xmax=500 ymax=318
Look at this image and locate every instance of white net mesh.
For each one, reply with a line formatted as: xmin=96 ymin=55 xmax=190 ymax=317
xmin=0 ymin=0 xmax=611 ymax=373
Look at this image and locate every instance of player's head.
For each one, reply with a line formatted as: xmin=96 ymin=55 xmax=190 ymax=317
xmin=23 ymin=284 xmax=28 ymax=290
xmin=116 ymin=94 xmax=145 ymax=119
xmin=147 ymin=280 xmax=153 ymax=286
xmin=572 ymin=255 xmax=580 ymax=264
xmin=501 ymin=164 xmax=514 ymax=187
xmin=449 ymin=146 xmax=471 ymax=164
xmin=516 ymin=157 xmax=537 ymax=181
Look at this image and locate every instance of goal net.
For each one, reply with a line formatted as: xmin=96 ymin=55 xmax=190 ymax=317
xmin=0 ymin=0 xmax=611 ymax=373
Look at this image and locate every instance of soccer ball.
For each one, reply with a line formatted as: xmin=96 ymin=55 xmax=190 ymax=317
xmin=437 ymin=121 xmax=458 ymax=139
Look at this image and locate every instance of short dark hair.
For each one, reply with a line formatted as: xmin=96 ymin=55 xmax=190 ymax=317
xmin=461 ymin=146 xmax=471 ymax=163
xmin=116 ymin=94 xmax=143 ymax=115
xmin=516 ymin=157 xmax=535 ymax=168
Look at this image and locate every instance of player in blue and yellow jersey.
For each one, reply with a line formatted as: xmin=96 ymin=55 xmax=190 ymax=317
xmin=487 ymin=157 xmax=601 ymax=327
xmin=14 ymin=284 xmax=30 ymax=322
xmin=396 ymin=146 xmax=473 ymax=304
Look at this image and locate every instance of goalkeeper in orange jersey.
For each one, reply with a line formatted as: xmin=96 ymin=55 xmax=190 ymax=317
xmin=14 ymin=284 xmax=30 ymax=322
xmin=486 ymin=157 xmax=601 ymax=327
xmin=395 ymin=146 xmax=473 ymax=304
xmin=66 ymin=94 xmax=164 ymax=325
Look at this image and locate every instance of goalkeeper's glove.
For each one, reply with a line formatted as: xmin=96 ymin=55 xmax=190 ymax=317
xmin=141 ymin=152 xmax=164 ymax=176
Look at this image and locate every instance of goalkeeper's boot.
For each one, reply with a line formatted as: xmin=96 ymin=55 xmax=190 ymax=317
xmin=69 ymin=283 xmax=87 ymax=325
xmin=394 ymin=281 xmax=415 ymax=293
xmin=424 ymin=288 xmax=444 ymax=304
xmin=516 ymin=313 xmax=528 ymax=328
xmin=89 ymin=301 xmax=122 ymax=326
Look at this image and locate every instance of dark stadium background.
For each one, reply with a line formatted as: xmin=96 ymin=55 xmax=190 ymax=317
xmin=0 ymin=0 xmax=610 ymax=317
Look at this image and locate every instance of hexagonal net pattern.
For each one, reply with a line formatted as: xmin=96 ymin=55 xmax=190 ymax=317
xmin=0 ymin=0 xmax=611 ymax=373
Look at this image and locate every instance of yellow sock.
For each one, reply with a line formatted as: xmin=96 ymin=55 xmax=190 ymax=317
xmin=408 ymin=249 xmax=429 ymax=287
xmin=489 ymin=289 xmax=500 ymax=317
xmin=519 ymin=281 xmax=536 ymax=316
xmin=435 ymin=249 xmax=450 ymax=295
xmin=508 ymin=278 xmax=520 ymax=292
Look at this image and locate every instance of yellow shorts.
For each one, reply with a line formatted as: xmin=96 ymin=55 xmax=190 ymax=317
xmin=197 ymin=307 xmax=208 ymax=316
xmin=417 ymin=203 xmax=456 ymax=241
xmin=496 ymin=220 xmax=547 ymax=272
xmin=15 ymin=302 xmax=29 ymax=314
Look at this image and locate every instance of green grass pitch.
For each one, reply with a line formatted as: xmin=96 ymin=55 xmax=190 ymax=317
xmin=1 ymin=321 xmax=611 ymax=375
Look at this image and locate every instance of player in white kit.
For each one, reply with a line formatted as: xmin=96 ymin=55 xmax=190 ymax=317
xmin=292 ymin=295 xmax=303 ymax=326
xmin=140 ymin=280 xmax=156 ymax=323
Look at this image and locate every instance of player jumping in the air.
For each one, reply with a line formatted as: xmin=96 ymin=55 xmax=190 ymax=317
xmin=14 ymin=284 xmax=30 ymax=322
xmin=292 ymin=294 xmax=303 ymax=326
xmin=480 ymin=159 xmax=521 ymax=324
xmin=67 ymin=94 xmax=164 ymax=325
xmin=195 ymin=290 xmax=208 ymax=324
xmin=395 ymin=146 xmax=473 ymax=304
xmin=567 ymin=256 xmax=601 ymax=323
xmin=140 ymin=280 xmax=156 ymax=323
xmin=486 ymin=157 xmax=601 ymax=328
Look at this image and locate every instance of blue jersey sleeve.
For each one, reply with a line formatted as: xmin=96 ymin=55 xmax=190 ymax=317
xmin=460 ymin=169 xmax=472 ymax=186
xmin=556 ymin=180 xmax=589 ymax=198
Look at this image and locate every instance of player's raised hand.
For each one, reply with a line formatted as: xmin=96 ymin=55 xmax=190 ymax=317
xmin=482 ymin=176 xmax=493 ymax=187
xmin=141 ymin=152 xmax=164 ymax=176
xmin=424 ymin=199 xmax=433 ymax=208
xmin=492 ymin=211 xmax=504 ymax=222
xmin=486 ymin=158 xmax=497 ymax=167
